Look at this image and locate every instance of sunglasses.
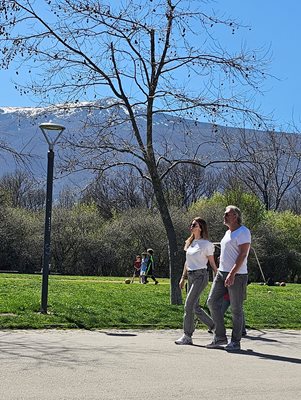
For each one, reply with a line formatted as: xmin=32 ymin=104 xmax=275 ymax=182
xmin=224 ymin=211 xmax=236 ymax=217
xmin=190 ymin=222 xmax=198 ymax=228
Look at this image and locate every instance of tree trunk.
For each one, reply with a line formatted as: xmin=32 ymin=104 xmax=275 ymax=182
xmin=149 ymin=166 xmax=183 ymax=305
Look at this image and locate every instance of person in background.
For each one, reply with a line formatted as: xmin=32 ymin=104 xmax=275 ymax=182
xmin=207 ymin=205 xmax=251 ymax=351
xmin=140 ymin=252 xmax=148 ymax=284
xmin=175 ymin=217 xmax=217 ymax=345
xmin=145 ymin=248 xmax=159 ymax=285
xmin=132 ymin=255 xmax=142 ymax=283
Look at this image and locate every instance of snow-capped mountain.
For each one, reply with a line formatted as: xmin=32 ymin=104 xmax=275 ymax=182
xmin=0 ymin=99 xmax=221 ymax=194
xmin=2 ymin=98 xmax=293 ymax=199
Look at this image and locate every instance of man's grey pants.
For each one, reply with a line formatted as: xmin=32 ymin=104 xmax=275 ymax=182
xmin=207 ymin=271 xmax=248 ymax=343
xmin=184 ymin=269 xmax=214 ymax=337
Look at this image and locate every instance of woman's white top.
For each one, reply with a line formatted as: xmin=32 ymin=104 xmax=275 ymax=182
xmin=185 ymin=239 xmax=214 ymax=271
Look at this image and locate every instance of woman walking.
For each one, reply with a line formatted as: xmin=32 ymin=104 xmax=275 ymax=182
xmin=175 ymin=217 xmax=217 ymax=345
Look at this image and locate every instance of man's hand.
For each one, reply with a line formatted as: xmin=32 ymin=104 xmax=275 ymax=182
xmin=225 ymin=272 xmax=235 ymax=287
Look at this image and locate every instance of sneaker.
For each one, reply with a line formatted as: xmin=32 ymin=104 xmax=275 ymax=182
xmin=225 ymin=341 xmax=241 ymax=351
xmin=206 ymin=338 xmax=228 ymax=348
xmin=175 ymin=334 xmax=193 ymax=345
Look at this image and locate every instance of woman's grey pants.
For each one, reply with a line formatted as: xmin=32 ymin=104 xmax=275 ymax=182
xmin=207 ymin=271 xmax=248 ymax=343
xmin=184 ymin=269 xmax=214 ymax=337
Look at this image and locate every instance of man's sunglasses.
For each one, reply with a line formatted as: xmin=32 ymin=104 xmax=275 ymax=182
xmin=224 ymin=211 xmax=236 ymax=217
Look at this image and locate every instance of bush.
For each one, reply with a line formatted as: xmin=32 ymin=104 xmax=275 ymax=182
xmin=100 ymin=208 xmax=169 ymax=277
xmin=1 ymin=189 xmax=301 ymax=283
xmin=51 ymin=204 xmax=105 ymax=275
xmin=0 ymin=206 xmax=43 ymax=272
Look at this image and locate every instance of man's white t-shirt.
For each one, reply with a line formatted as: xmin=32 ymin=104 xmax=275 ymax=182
xmin=219 ymin=225 xmax=251 ymax=274
xmin=186 ymin=239 xmax=214 ymax=270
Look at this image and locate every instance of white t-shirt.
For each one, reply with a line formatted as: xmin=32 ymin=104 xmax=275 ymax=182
xmin=185 ymin=239 xmax=214 ymax=271
xmin=219 ymin=225 xmax=251 ymax=274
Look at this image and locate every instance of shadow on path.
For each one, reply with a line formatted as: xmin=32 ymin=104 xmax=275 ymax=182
xmin=192 ymin=344 xmax=301 ymax=364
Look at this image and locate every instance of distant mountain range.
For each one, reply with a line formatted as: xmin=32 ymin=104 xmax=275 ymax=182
xmin=2 ymin=98 xmax=289 ymax=198
xmin=0 ymin=99 xmax=224 ymax=193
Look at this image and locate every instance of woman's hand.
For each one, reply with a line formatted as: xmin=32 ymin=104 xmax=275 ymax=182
xmin=179 ymin=277 xmax=186 ymax=289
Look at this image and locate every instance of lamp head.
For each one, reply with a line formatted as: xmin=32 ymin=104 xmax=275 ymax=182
xmin=39 ymin=122 xmax=65 ymax=150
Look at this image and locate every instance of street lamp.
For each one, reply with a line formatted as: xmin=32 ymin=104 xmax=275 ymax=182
xmin=39 ymin=122 xmax=65 ymax=314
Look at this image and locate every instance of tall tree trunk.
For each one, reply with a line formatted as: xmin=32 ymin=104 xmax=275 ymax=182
xmin=149 ymin=166 xmax=183 ymax=305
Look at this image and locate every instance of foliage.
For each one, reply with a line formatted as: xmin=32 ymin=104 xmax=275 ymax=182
xmin=51 ymin=203 xmax=105 ymax=275
xmin=0 ymin=206 xmax=43 ymax=273
xmin=265 ymin=210 xmax=301 ymax=252
xmin=1 ymin=187 xmax=301 ymax=283
xmin=256 ymin=211 xmax=301 ymax=282
xmin=188 ymin=189 xmax=265 ymax=241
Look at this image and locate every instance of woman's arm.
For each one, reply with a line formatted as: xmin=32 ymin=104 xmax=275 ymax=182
xmin=208 ymin=255 xmax=218 ymax=274
xmin=179 ymin=261 xmax=188 ymax=289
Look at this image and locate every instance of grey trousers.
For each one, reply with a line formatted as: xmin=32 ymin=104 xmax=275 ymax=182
xmin=221 ymin=298 xmax=247 ymax=334
xmin=184 ymin=269 xmax=214 ymax=337
xmin=207 ymin=271 xmax=248 ymax=343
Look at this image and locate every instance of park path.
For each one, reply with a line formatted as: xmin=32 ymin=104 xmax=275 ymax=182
xmin=0 ymin=328 xmax=300 ymax=399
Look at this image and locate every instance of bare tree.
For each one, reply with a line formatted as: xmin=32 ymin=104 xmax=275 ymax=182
xmin=220 ymin=127 xmax=301 ymax=210
xmin=280 ymin=187 xmax=301 ymax=214
xmin=161 ymin=163 xmax=221 ymax=208
xmin=81 ymin=169 xmax=149 ymax=218
xmin=0 ymin=170 xmax=45 ymax=210
xmin=0 ymin=136 xmax=32 ymax=168
xmin=0 ymin=0 xmax=269 ymax=303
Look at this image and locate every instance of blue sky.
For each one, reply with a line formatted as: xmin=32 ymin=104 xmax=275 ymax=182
xmin=0 ymin=0 xmax=300 ymax=129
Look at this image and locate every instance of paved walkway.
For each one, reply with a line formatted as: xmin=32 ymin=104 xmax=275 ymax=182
xmin=1 ymin=329 xmax=300 ymax=399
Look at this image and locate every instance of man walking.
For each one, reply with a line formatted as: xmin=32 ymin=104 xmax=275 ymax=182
xmin=206 ymin=205 xmax=251 ymax=351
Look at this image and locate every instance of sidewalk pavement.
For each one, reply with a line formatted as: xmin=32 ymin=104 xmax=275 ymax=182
xmin=1 ymin=328 xmax=300 ymax=400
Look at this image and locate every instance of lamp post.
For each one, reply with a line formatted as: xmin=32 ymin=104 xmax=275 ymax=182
xmin=39 ymin=122 xmax=65 ymax=314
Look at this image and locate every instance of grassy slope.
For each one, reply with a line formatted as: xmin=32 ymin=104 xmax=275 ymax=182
xmin=0 ymin=274 xmax=300 ymax=329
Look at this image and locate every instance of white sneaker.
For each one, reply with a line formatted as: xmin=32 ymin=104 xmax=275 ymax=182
xmin=206 ymin=338 xmax=228 ymax=348
xmin=175 ymin=334 xmax=193 ymax=345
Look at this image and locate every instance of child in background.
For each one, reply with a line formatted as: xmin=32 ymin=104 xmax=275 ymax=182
xmin=133 ymin=255 xmax=141 ymax=282
xmin=145 ymin=248 xmax=159 ymax=285
xmin=140 ymin=252 xmax=148 ymax=284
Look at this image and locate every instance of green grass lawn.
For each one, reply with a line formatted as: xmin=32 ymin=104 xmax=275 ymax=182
xmin=0 ymin=273 xmax=300 ymax=330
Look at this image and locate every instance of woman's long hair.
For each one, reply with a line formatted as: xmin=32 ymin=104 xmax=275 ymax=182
xmin=184 ymin=217 xmax=209 ymax=251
